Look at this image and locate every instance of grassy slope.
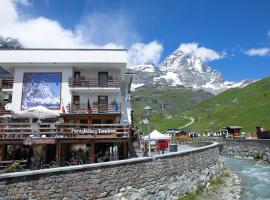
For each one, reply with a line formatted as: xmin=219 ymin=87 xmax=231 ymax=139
xmin=186 ymin=77 xmax=270 ymax=133
xmin=132 ymin=87 xmax=211 ymax=132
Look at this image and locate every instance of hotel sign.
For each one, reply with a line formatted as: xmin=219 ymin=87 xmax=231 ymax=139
xmin=71 ymin=128 xmax=116 ymax=135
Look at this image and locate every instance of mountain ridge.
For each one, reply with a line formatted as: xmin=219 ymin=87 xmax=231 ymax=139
xmin=129 ymin=47 xmax=255 ymax=94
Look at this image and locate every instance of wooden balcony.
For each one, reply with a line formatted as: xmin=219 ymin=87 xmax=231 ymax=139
xmin=67 ymin=103 xmax=121 ymax=114
xmin=1 ymin=78 xmax=14 ymax=89
xmin=0 ymin=104 xmax=10 ymax=115
xmin=0 ymin=123 xmax=130 ymax=140
xmin=68 ymin=76 xmax=120 ymax=88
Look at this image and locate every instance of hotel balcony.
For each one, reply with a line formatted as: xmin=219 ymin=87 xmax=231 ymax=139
xmin=0 ymin=123 xmax=130 ymax=140
xmin=67 ymin=103 xmax=121 ymax=114
xmin=68 ymin=76 xmax=121 ymax=88
xmin=1 ymin=78 xmax=14 ymax=93
xmin=0 ymin=106 xmax=10 ymax=115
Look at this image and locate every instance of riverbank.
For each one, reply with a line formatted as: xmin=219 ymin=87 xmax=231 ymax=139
xmin=223 ymin=156 xmax=270 ymax=200
xmin=180 ymin=162 xmax=242 ymax=200
xmin=220 ymin=139 xmax=270 ymax=164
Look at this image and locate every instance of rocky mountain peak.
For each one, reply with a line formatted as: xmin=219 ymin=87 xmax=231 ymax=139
xmin=129 ymin=47 xmax=254 ymax=94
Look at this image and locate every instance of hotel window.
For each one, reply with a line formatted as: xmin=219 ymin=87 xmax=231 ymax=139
xmin=74 ymin=71 xmax=81 ymax=80
xmin=98 ymin=96 xmax=108 ymax=113
xmin=98 ymin=96 xmax=108 ymax=105
xmin=92 ymin=119 xmax=113 ymax=124
xmin=73 ymin=96 xmax=80 ymax=105
xmin=80 ymin=119 xmax=88 ymax=128
xmin=98 ymin=72 xmax=108 ymax=87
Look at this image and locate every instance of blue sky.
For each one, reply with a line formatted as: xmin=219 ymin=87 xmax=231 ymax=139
xmin=1 ymin=0 xmax=270 ymax=81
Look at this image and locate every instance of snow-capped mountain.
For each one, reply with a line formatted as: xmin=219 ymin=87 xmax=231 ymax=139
xmin=129 ymin=48 xmax=255 ymax=94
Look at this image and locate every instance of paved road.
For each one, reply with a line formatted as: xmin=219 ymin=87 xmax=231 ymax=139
xmin=179 ymin=117 xmax=195 ymax=129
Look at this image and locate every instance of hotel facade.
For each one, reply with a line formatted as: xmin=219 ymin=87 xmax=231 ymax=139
xmin=0 ymin=49 xmax=132 ymax=168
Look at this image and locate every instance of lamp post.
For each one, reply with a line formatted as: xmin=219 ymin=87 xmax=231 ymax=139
xmin=144 ymin=106 xmax=152 ymax=157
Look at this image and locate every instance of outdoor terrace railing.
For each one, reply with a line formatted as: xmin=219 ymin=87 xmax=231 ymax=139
xmin=0 ymin=123 xmax=130 ymax=139
xmin=1 ymin=78 xmax=14 ymax=89
xmin=68 ymin=76 xmax=121 ymax=88
xmin=0 ymin=106 xmax=10 ymax=115
xmin=67 ymin=103 xmax=121 ymax=114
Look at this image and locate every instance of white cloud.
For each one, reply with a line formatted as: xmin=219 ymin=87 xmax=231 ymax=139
xmin=13 ymin=0 xmax=31 ymax=6
xmin=0 ymin=0 xmax=163 ymax=67
xmin=128 ymin=41 xmax=163 ymax=67
xmin=0 ymin=0 xmax=91 ymax=48
xmin=76 ymin=12 xmax=140 ymax=47
xmin=244 ymin=48 xmax=270 ymax=56
xmin=178 ymin=42 xmax=225 ymax=62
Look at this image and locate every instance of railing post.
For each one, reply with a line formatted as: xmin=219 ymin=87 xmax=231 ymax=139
xmin=56 ymin=142 xmax=61 ymax=165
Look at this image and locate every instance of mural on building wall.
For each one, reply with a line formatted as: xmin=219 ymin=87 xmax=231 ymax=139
xmin=21 ymin=72 xmax=62 ymax=110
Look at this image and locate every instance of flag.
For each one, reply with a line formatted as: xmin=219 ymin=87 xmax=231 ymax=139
xmin=114 ymin=97 xmax=119 ymax=112
xmin=61 ymin=99 xmax=66 ymax=113
xmin=87 ymin=98 xmax=92 ymax=114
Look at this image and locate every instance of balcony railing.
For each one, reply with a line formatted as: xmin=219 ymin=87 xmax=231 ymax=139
xmin=0 ymin=107 xmax=10 ymax=115
xmin=68 ymin=76 xmax=120 ymax=88
xmin=0 ymin=123 xmax=130 ymax=139
xmin=67 ymin=103 xmax=121 ymax=114
xmin=1 ymin=78 xmax=14 ymax=89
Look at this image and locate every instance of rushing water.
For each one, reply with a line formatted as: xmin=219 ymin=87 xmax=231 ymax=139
xmin=222 ymin=157 xmax=270 ymax=200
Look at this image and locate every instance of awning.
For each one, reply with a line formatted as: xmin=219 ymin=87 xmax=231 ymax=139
xmin=143 ymin=130 xmax=171 ymax=141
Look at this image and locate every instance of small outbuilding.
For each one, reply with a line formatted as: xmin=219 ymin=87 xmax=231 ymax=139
xmin=225 ymin=126 xmax=242 ymax=138
xmin=172 ymin=129 xmax=189 ymax=143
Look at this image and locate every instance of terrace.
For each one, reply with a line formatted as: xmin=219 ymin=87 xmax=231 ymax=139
xmin=0 ymin=123 xmax=130 ymax=141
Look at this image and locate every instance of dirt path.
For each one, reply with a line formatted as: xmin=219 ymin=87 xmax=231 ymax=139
xmin=179 ymin=117 xmax=195 ymax=129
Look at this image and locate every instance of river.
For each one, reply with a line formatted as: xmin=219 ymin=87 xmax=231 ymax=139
xmin=222 ymin=157 xmax=270 ymax=200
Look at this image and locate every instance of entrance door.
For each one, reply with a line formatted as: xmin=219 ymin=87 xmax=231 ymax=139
xmin=98 ymin=96 xmax=108 ymax=113
xmin=98 ymin=72 xmax=108 ymax=87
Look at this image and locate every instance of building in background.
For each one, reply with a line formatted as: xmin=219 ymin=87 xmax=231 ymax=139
xmin=0 ymin=49 xmax=132 ymax=167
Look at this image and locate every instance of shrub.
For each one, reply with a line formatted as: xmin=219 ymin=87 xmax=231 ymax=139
xmin=3 ymin=161 xmax=22 ymax=173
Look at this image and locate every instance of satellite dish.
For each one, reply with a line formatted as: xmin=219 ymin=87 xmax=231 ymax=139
xmin=5 ymin=103 xmax=13 ymax=111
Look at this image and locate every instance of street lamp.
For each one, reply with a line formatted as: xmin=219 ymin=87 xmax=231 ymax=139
xmin=144 ymin=106 xmax=152 ymax=157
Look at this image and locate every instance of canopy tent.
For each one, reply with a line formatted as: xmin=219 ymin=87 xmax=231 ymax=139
xmin=12 ymin=106 xmax=59 ymax=120
xmin=143 ymin=130 xmax=171 ymax=141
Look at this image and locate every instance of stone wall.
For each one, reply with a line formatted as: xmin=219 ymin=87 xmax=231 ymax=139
xmin=220 ymin=139 xmax=270 ymax=163
xmin=0 ymin=142 xmax=220 ymax=200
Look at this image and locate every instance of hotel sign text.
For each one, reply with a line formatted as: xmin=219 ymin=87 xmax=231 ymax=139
xmin=71 ymin=128 xmax=116 ymax=135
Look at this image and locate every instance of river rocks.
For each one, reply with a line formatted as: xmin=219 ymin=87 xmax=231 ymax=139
xmin=192 ymin=167 xmax=242 ymax=200
xmin=221 ymin=140 xmax=270 ymax=164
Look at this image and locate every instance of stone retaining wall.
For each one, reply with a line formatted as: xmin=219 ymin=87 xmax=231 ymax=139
xmin=0 ymin=142 xmax=220 ymax=200
xmin=220 ymin=139 xmax=270 ymax=163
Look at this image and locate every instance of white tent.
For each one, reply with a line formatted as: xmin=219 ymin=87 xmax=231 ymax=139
xmin=12 ymin=106 xmax=59 ymax=119
xmin=143 ymin=130 xmax=171 ymax=141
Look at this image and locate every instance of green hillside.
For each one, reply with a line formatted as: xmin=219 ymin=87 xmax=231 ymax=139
xmin=186 ymin=77 xmax=270 ymax=133
xmin=132 ymin=86 xmax=212 ymax=132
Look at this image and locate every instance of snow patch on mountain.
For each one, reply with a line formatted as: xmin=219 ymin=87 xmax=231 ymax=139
xmin=129 ymin=64 xmax=156 ymax=73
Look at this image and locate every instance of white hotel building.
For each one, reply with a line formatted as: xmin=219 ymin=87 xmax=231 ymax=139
xmin=0 ymin=49 xmax=133 ymax=166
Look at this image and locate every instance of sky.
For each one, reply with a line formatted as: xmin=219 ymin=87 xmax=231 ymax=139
xmin=0 ymin=0 xmax=270 ymax=81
